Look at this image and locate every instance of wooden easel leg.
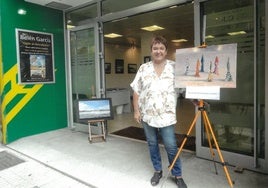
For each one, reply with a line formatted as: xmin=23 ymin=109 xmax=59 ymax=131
xmin=161 ymin=110 xmax=201 ymax=188
xmin=202 ymin=110 xmax=234 ymax=187
xmin=164 ymin=100 xmax=234 ymax=188
xmin=202 ymin=111 xmax=218 ymax=174
xmin=168 ymin=110 xmax=201 ymax=171
xmin=88 ymin=120 xmax=106 ymax=143
xmin=101 ymin=121 xmax=106 ymax=141
xmin=88 ymin=122 xmax=92 ymax=143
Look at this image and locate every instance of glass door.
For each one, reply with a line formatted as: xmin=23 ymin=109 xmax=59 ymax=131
xmin=71 ymin=28 xmax=96 ymax=98
xmin=67 ymin=23 xmax=104 ymax=128
xmin=195 ymin=0 xmax=267 ymax=173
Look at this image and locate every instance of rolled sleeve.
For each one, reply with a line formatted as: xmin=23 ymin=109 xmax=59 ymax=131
xmin=130 ymin=66 xmax=143 ymax=94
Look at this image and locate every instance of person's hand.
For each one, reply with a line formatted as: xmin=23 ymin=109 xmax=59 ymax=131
xmin=134 ymin=110 xmax=141 ymax=124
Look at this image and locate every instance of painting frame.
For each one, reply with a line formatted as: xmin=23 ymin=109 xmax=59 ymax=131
xmin=144 ymin=56 xmax=151 ymax=63
xmin=115 ymin=59 xmax=124 ymax=74
xmin=105 ymin=63 xmax=111 ymax=74
xmin=128 ymin=64 xmax=137 ymax=74
xmin=76 ymin=98 xmax=114 ymax=122
xmin=175 ymin=43 xmax=237 ymax=89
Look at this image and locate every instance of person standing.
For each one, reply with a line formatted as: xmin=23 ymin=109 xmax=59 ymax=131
xmin=130 ymin=36 xmax=187 ymax=188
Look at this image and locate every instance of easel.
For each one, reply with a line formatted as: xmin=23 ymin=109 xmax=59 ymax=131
xmin=88 ymin=119 xmax=106 ymax=143
xmin=163 ymin=99 xmax=234 ymax=187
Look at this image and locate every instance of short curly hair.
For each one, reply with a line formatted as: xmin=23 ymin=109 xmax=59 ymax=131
xmin=150 ymin=35 xmax=168 ymax=50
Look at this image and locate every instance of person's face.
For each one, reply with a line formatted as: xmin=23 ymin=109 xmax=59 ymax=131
xmin=151 ymin=42 xmax=167 ymax=63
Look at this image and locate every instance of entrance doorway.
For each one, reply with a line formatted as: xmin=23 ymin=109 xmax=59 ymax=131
xmin=65 ymin=0 xmax=267 ymax=173
xmin=103 ymin=3 xmax=195 ymax=138
xmin=68 ymin=24 xmax=103 ymax=130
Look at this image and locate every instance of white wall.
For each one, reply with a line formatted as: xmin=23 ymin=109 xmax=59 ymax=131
xmin=104 ymin=43 xmax=141 ymax=93
xmin=104 ymin=38 xmax=192 ymax=94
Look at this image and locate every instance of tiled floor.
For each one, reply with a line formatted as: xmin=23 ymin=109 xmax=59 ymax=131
xmin=0 ymin=113 xmax=268 ymax=188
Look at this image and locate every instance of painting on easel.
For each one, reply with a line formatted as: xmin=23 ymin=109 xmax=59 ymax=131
xmin=175 ymin=43 xmax=237 ymax=89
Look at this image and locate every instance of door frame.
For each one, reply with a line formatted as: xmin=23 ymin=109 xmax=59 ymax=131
xmin=64 ymin=0 xmax=191 ymax=128
xmin=65 ymin=22 xmax=104 ymax=128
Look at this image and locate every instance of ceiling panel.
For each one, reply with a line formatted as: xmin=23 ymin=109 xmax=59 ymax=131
xmin=103 ymin=4 xmax=194 ymax=48
xmin=25 ymin=0 xmax=93 ymax=9
xmin=26 ymin=0 xmax=195 ymax=48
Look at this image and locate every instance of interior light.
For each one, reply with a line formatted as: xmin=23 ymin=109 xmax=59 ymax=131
xmin=141 ymin=25 xmax=164 ymax=32
xmin=18 ymin=9 xmax=27 ymax=15
xmin=205 ymin=35 xmax=215 ymax=39
xmin=104 ymin=33 xmax=123 ymax=38
xmin=67 ymin=25 xmax=75 ymax=29
xmin=227 ymin=31 xmax=246 ymax=36
xmin=172 ymin=39 xmax=188 ymax=43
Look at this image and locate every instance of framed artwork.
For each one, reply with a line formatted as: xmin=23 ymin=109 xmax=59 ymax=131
xmin=115 ymin=59 xmax=124 ymax=73
xmin=128 ymin=64 xmax=137 ymax=74
xmin=144 ymin=56 xmax=151 ymax=63
xmin=105 ymin=63 xmax=111 ymax=74
xmin=16 ymin=29 xmax=55 ymax=84
xmin=76 ymin=98 xmax=114 ymax=121
xmin=175 ymin=43 xmax=237 ymax=89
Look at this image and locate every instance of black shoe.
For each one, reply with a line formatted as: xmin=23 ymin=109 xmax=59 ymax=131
xmin=151 ymin=171 xmax=162 ymax=186
xmin=175 ymin=177 xmax=187 ymax=188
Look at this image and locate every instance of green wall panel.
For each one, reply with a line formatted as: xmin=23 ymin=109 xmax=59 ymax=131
xmin=1 ymin=0 xmax=67 ymax=143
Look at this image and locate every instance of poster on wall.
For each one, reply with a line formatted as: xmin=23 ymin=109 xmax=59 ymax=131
xmin=175 ymin=43 xmax=237 ymax=89
xmin=16 ymin=29 xmax=55 ymax=84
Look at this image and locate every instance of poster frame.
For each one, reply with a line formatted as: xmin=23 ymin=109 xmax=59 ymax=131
xmin=16 ymin=28 xmax=55 ymax=84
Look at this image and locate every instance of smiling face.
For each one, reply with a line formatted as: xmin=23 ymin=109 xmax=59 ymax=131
xmin=151 ymin=43 xmax=167 ymax=64
xmin=150 ymin=36 xmax=168 ymax=64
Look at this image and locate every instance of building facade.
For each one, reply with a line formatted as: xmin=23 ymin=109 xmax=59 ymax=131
xmin=0 ymin=0 xmax=267 ymax=173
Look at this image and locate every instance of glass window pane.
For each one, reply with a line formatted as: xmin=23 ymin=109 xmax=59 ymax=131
xmin=70 ymin=29 xmax=96 ymax=123
xmin=101 ymin=0 xmax=158 ymax=15
xmin=66 ymin=3 xmax=98 ymax=27
xmin=201 ymin=0 xmax=265 ymax=156
xmin=257 ymin=0 xmax=265 ymax=158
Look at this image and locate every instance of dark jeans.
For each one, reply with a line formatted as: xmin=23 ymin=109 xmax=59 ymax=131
xmin=142 ymin=121 xmax=182 ymax=176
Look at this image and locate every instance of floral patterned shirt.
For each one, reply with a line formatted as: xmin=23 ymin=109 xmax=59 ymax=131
xmin=130 ymin=60 xmax=177 ymax=128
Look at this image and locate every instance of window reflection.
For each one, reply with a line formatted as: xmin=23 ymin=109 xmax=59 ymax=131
xmin=202 ymin=0 xmax=265 ymax=157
